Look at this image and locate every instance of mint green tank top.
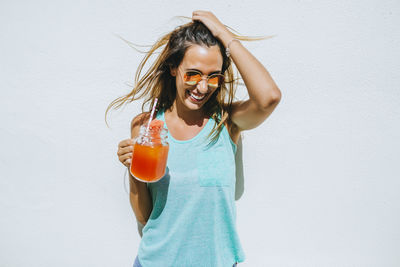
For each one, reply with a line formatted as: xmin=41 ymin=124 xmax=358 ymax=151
xmin=137 ymin=110 xmax=245 ymax=267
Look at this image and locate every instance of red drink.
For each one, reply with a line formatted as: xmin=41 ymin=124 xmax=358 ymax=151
xmin=130 ymin=143 xmax=169 ymax=182
xmin=130 ymin=120 xmax=169 ymax=183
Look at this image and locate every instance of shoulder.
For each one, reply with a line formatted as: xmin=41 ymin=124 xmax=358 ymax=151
xmin=130 ymin=112 xmax=150 ymax=138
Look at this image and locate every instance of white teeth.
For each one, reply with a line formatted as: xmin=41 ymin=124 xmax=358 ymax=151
xmin=189 ymin=92 xmax=205 ymax=101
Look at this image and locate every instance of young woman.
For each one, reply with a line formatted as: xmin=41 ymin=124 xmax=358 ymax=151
xmin=109 ymin=11 xmax=281 ymax=267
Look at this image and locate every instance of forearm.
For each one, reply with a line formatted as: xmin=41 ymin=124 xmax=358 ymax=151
xmin=129 ymin=172 xmax=153 ymax=225
xmin=220 ymin=32 xmax=281 ymax=106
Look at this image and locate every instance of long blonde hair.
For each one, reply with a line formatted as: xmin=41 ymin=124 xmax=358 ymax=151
xmin=106 ymin=20 xmax=269 ymax=143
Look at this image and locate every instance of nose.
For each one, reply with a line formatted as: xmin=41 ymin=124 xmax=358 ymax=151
xmin=197 ymin=78 xmax=208 ymax=94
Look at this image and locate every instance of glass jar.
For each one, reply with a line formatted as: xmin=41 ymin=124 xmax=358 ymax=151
xmin=130 ymin=124 xmax=169 ymax=183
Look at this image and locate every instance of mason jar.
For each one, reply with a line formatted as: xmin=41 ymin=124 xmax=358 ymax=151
xmin=130 ymin=124 xmax=169 ymax=183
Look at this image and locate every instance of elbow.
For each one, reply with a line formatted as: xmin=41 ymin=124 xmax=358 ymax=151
xmin=136 ymin=212 xmax=149 ymax=226
xmin=270 ymin=85 xmax=282 ymax=102
xmin=138 ymin=218 xmax=148 ymax=226
xmin=270 ymin=91 xmax=282 ymax=104
xmin=260 ymin=88 xmax=282 ymax=110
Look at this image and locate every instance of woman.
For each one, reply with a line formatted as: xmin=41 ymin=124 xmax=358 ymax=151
xmin=109 ymin=11 xmax=281 ymax=267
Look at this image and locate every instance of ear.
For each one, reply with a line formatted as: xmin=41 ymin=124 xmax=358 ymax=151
xmin=170 ymin=67 xmax=177 ymax=77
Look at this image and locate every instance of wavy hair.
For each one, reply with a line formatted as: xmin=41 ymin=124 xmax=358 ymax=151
xmin=106 ymin=20 xmax=269 ymax=143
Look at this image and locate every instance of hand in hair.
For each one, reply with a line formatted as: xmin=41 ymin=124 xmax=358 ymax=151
xmin=192 ymin=10 xmax=233 ymax=42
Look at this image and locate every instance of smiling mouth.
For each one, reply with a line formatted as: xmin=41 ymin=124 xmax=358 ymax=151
xmin=187 ymin=90 xmax=207 ymax=102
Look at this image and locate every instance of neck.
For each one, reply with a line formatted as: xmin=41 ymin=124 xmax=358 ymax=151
xmin=169 ymin=100 xmax=206 ymax=126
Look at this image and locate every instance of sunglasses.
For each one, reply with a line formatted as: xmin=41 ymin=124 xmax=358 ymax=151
xmin=183 ymin=71 xmax=224 ymax=89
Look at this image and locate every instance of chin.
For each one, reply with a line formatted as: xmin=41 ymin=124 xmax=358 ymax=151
xmin=183 ymin=99 xmax=204 ymax=111
xmin=184 ymin=95 xmax=210 ymax=111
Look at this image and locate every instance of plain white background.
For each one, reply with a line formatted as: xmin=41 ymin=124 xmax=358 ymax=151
xmin=1 ymin=0 xmax=399 ymax=266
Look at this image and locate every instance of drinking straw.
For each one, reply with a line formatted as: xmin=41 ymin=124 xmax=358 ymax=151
xmin=146 ymin=97 xmax=158 ymax=133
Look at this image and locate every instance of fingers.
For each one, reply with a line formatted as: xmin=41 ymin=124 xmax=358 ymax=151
xmin=118 ymin=139 xmax=134 ymax=149
xmin=117 ymin=139 xmax=134 ymax=154
xmin=123 ymin=159 xmax=131 ymax=168
xmin=192 ymin=10 xmax=212 ymax=16
xmin=117 ymin=145 xmax=133 ymax=157
xmin=192 ymin=11 xmax=216 ymax=36
xmin=191 ymin=11 xmax=229 ymax=40
xmin=192 ymin=10 xmax=213 ymax=21
xmin=192 ymin=10 xmax=202 ymax=16
xmin=118 ymin=148 xmax=132 ymax=168
xmin=120 ymin=153 xmax=132 ymax=167
xmin=117 ymin=139 xmax=134 ymax=167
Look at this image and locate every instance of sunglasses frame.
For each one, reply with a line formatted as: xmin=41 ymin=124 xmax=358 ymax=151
xmin=182 ymin=70 xmax=225 ymax=89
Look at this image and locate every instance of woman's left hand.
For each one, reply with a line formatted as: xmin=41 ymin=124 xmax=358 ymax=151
xmin=192 ymin=11 xmax=233 ymax=42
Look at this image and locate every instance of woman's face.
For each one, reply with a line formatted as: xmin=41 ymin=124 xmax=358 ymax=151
xmin=171 ymin=44 xmax=223 ymax=112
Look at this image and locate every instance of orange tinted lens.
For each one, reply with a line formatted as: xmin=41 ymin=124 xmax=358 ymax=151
xmin=184 ymin=73 xmax=202 ymax=85
xmin=208 ymin=75 xmax=222 ymax=87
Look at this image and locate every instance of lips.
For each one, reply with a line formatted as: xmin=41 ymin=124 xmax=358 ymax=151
xmin=187 ymin=90 xmax=206 ymax=102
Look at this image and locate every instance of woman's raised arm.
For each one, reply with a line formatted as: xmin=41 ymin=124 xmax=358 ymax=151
xmin=192 ymin=11 xmax=282 ymax=132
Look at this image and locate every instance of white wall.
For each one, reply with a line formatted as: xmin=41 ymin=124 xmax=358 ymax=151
xmin=1 ymin=0 xmax=399 ymax=266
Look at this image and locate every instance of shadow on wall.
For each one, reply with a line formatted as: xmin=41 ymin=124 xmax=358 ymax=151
xmin=235 ymin=135 xmax=245 ymax=201
xmin=136 ymin=136 xmax=245 ymax=237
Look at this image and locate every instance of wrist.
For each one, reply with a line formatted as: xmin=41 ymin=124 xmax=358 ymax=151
xmin=219 ymin=30 xmax=235 ymax=47
xmin=225 ymin=38 xmax=240 ymax=58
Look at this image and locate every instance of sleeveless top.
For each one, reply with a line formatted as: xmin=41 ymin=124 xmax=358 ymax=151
xmin=137 ymin=110 xmax=246 ymax=267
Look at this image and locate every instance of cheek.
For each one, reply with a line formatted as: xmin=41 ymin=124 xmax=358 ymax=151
xmin=175 ymin=79 xmax=186 ymax=95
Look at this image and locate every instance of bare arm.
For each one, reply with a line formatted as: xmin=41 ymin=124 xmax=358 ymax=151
xmin=223 ymin=37 xmax=281 ymax=131
xmin=118 ymin=113 xmax=153 ymax=225
xmin=129 ymin=174 xmax=152 ymax=226
xmin=130 ymin=113 xmax=153 ymax=226
xmin=192 ymin=11 xmax=282 ymax=133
